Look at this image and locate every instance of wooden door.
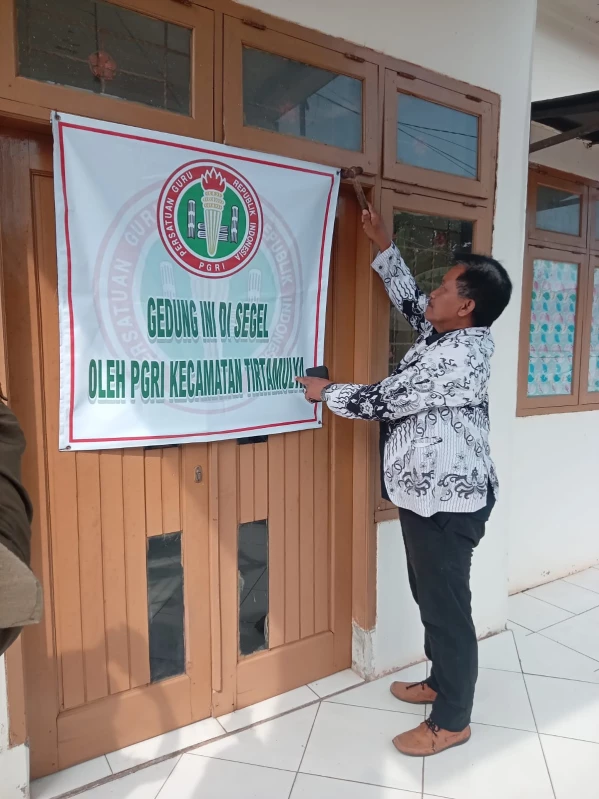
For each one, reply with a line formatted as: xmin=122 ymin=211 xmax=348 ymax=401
xmin=0 ymin=130 xmax=355 ymax=776
xmin=212 ymin=189 xmax=356 ymax=714
xmin=0 ymin=132 xmax=213 ymax=777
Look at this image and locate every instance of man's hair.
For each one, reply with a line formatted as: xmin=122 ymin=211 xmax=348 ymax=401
xmin=453 ymin=252 xmax=512 ymax=327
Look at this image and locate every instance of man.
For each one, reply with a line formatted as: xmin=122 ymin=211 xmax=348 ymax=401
xmin=297 ymin=203 xmax=512 ymax=757
xmin=0 ymin=399 xmax=41 ymax=657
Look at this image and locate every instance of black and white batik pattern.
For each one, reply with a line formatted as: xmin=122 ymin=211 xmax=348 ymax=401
xmin=322 ymin=244 xmax=499 ymax=518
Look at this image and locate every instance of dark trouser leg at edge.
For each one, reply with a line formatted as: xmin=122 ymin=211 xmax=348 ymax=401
xmin=401 ymin=509 xmax=485 ymax=732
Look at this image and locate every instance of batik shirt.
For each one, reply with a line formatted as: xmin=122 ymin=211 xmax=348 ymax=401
xmin=322 ymin=244 xmax=498 ymax=517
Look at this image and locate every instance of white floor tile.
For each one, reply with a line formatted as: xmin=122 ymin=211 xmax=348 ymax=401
xmin=218 ymin=686 xmax=318 ymax=733
xmin=507 ymin=620 xmax=534 ymax=639
xmin=292 ymin=773 xmax=420 ymax=798
xmin=541 ymin=605 xmax=599 ymax=661
xmin=477 ymin=631 xmax=521 ymax=673
xmin=507 ymin=593 xmax=573 ymax=632
xmin=472 ymin=668 xmax=536 ymax=731
xmin=564 ymin=568 xmax=599 ymax=594
xmin=516 ymin=630 xmax=599 ymax=682
xmin=31 ymin=757 xmax=112 ymax=799
xmin=541 ymin=733 xmax=599 ymax=799
xmin=194 ymin=705 xmax=317 ymax=771
xmin=300 ymin=702 xmax=423 ymax=793
xmin=106 ymin=717 xmax=224 ymax=773
xmin=423 ymin=723 xmax=554 ymax=799
xmin=525 ymin=673 xmax=599 ymax=742
xmin=327 ymin=662 xmax=427 ymax=716
xmin=526 ymin=578 xmax=599 ymax=614
xmin=308 ymin=669 xmax=364 ymax=698
xmin=159 ymin=754 xmax=295 ymax=799
xmin=77 ymin=759 xmax=178 ymax=799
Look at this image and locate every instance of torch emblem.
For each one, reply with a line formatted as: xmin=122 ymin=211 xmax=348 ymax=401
xmin=200 ymin=167 xmax=226 ymax=257
xmin=158 ymin=159 xmax=263 ymax=279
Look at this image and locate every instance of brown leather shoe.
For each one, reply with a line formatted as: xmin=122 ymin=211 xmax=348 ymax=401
xmin=390 ymin=679 xmax=437 ymax=705
xmin=393 ymin=719 xmax=471 ymax=757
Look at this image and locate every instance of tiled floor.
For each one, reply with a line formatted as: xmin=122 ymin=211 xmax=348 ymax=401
xmin=33 ymin=567 xmax=599 ymax=799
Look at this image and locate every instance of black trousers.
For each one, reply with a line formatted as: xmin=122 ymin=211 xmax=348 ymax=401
xmin=400 ymin=505 xmax=491 ymax=732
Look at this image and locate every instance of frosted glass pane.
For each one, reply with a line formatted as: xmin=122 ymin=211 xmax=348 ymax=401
xmin=528 ymin=259 xmax=578 ymax=397
xmin=588 ymin=269 xmax=599 ymax=394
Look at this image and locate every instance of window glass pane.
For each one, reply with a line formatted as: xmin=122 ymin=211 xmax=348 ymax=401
xmin=16 ymin=0 xmax=191 ymax=114
xmin=528 ymin=260 xmax=578 ymax=397
xmin=242 ymin=47 xmax=362 ymax=152
xmin=595 ymin=200 xmax=599 ymax=241
xmin=588 ymin=268 xmax=599 ymax=393
xmin=397 ymin=93 xmax=478 ymax=179
xmin=147 ymin=532 xmax=185 ymax=683
xmin=238 ymin=520 xmax=268 ymax=657
xmin=389 ymin=212 xmax=473 ymax=371
xmin=536 ymin=186 xmax=581 ymax=236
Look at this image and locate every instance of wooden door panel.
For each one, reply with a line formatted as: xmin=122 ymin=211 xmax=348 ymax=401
xmin=299 ymin=429 xmax=315 ymax=640
xmin=283 ymin=431 xmax=301 ymax=644
xmin=226 ymin=188 xmax=355 ymax=708
xmin=1 ymin=133 xmax=212 ymax=777
xmin=122 ymin=449 xmax=151 ymax=690
xmin=266 ymin=434 xmax=285 ymax=650
xmin=100 ymin=451 xmax=130 ymax=696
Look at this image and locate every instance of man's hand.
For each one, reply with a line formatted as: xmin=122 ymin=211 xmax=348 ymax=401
xmin=362 ymin=203 xmax=392 ymax=252
xmin=295 ymin=376 xmax=332 ymax=403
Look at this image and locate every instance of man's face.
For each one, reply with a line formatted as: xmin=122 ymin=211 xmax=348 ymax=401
xmin=424 ymin=265 xmax=475 ymax=331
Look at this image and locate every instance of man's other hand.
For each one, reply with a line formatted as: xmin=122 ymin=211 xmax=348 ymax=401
xmin=295 ymin=376 xmax=332 ymax=402
xmin=362 ymin=203 xmax=392 ymax=252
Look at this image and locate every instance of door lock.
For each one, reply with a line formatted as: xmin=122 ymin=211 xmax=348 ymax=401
xmin=194 ymin=466 xmax=203 ymax=483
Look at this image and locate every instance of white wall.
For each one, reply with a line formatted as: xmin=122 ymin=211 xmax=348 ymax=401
xmin=508 ymin=123 xmax=599 ymax=592
xmin=533 ymin=5 xmax=599 ymax=101
xmin=0 ymin=656 xmax=29 ymax=798
xmin=242 ymin=0 xmax=538 ymax=673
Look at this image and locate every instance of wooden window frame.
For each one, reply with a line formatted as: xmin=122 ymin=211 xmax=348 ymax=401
xmin=517 ymin=245 xmax=589 ymax=415
xmin=372 ymin=188 xmax=494 ymax=520
xmin=579 ymin=256 xmax=599 ymax=407
xmin=527 ymin=169 xmax=589 ymax=252
xmin=0 ymin=0 xmax=214 ymax=139
xmin=383 ymin=69 xmax=498 ymax=200
xmin=223 ymin=16 xmax=379 ymax=174
xmin=590 ymin=188 xmax=599 ymax=254
xmin=519 ymin=165 xmax=599 ymax=416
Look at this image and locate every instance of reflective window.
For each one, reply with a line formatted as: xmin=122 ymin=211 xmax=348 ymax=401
xmin=389 ymin=212 xmax=473 ymax=371
xmin=16 ymin=0 xmax=191 ymax=114
xmin=238 ymin=520 xmax=268 ymax=657
xmin=528 ymin=259 xmax=578 ymax=397
xmin=397 ymin=93 xmax=478 ymax=178
xmin=536 ymin=186 xmax=581 ymax=237
xmin=242 ymin=47 xmax=362 ymax=151
xmin=147 ymin=532 xmax=185 ymax=683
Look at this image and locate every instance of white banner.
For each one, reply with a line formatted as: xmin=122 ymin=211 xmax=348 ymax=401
xmin=52 ymin=113 xmax=339 ymax=451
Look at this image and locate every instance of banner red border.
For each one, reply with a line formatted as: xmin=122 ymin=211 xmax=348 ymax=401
xmin=57 ymin=121 xmax=335 ymax=445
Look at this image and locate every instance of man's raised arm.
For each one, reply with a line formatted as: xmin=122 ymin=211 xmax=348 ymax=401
xmin=362 ymin=205 xmax=431 ymax=337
